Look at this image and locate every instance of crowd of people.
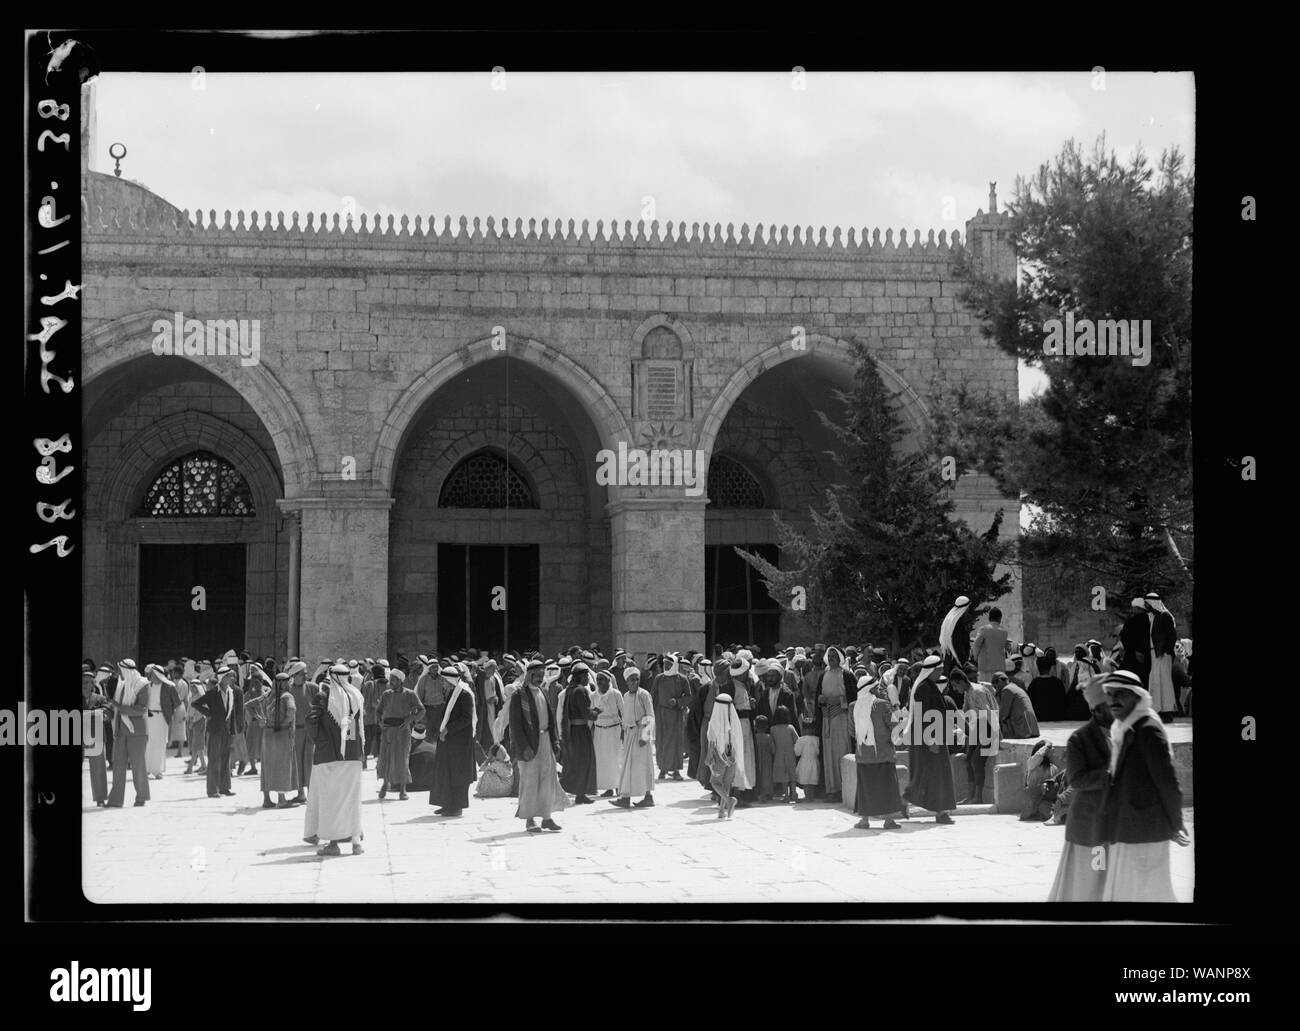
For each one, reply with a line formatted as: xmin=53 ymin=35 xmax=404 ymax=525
xmin=81 ymin=592 xmax=1192 ymax=899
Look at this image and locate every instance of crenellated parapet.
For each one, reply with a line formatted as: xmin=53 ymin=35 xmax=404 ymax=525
xmin=83 ymin=201 xmax=966 ymax=257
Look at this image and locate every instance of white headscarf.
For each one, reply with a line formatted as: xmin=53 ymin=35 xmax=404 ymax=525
xmin=440 ymin=670 xmax=477 ymax=738
xmin=881 ymin=665 xmax=901 ymax=707
xmin=939 ymin=596 xmax=970 ymax=660
xmin=706 ymin=694 xmax=747 ymax=784
xmin=893 ymin=656 xmax=940 ymax=745
xmin=326 ymin=666 xmax=365 ymax=754
xmin=1104 ymin=672 xmax=1169 ymax=775
xmin=114 ymin=661 xmax=147 ymax=733
xmin=852 ymin=674 xmax=879 ymax=749
xmin=662 ymin=653 xmax=680 ymax=677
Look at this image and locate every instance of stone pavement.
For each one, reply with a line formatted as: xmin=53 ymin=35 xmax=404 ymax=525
xmin=82 ymin=762 xmax=1193 ymax=905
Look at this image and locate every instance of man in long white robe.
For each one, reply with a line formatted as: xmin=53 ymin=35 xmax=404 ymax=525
xmin=592 ymin=669 xmax=624 ymax=796
xmin=610 ymin=668 xmax=655 ymax=808
xmin=303 ymin=664 xmax=366 ymax=856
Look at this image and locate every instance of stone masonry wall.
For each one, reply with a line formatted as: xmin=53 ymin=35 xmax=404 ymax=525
xmin=83 ymin=183 xmax=1019 ymax=658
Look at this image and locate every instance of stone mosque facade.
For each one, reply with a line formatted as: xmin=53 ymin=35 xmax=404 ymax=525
xmin=79 ymin=99 xmax=1021 ymax=666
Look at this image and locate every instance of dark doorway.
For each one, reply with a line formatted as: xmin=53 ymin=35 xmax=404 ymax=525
xmin=139 ymin=543 xmax=246 ymax=662
xmin=437 ymin=544 xmax=539 ymax=654
xmin=705 ymin=543 xmax=781 ymax=655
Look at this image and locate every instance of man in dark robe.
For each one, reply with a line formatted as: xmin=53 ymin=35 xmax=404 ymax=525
xmin=1100 ymin=671 xmax=1189 ymax=900
xmin=191 ymin=665 xmax=243 ymax=798
xmin=1026 ymin=655 xmax=1067 ymax=721
xmin=415 ymin=657 xmax=450 ymax=732
xmin=429 ymin=665 xmax=476 ymax=817
xmin=285 ymin=661 xmax=317 ymax=804
xmin=1048 ymin=676 xmax=1113 ymax=900
xmin=1119 ymin=597 xmax=1151 ymax=685
xmin=683 ymin=657 xmax=709 ymax=781
xmin=652 ymin=654 xmax=692 ymax=780
xmin=902 ymin=655 xmax=957 ymax=823
xmin=407 ymin=723 xmax=438 ymax=792
xmin=992 ymin=671 xmax=1039 ymax=740
xmin=476 ymin=658 xmax=507 ymax=756
xmin=610 ymin=650 xmax=629 ymax=694
xmin=558 ymin=663 xmax=597 ymax=803
xmin=802 ymin=646 xmax=827 ymax=702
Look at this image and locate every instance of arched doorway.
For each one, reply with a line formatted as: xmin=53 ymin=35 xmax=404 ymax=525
xmin=701 ymin=339 xmax=927 ymax=648
xmin=83 ymin=357 xmax=289 ymax=663
xmin=386 ymin=354 xmax=612 ymax=656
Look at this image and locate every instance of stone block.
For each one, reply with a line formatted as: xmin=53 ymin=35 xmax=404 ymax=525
xmin=994 ymin=762 xmax=1023 ymax=814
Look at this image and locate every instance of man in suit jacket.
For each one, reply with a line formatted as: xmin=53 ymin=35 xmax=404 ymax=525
xmin=755 ymin=661 xmax=798 ymax=726
xmin=1099 ymin=671 xmax=1188 ymax=901
xmin=991 ymin=671 xmax=1039 ymax=740
xmin=970 ymin=608 xmax=1009 ymax=681
xmin=191 ymin=665 xmax=244 ymax=798
xmin=106 ymin=659 xmax=151 ymax=807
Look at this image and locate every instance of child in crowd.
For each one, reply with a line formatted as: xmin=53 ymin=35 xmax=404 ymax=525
xmin=753 ymin=715 xmax=775 ymax=802
xmin=769 ymin=705 xmax=799 ymax=803
xmin=794 ymin=720 xmax=821 ymax=803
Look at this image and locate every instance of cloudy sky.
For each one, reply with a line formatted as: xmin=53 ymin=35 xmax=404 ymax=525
xmin=93 ymin=70 xmax=1194 ymax=399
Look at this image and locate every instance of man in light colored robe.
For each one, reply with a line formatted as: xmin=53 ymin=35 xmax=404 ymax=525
xmin=610 ymin=668 xmax=656 ymax=809
xmin=652 ymin=653 xmax=692 ymax=780
xmin=508 ymin=660 xmax=565 ymax=832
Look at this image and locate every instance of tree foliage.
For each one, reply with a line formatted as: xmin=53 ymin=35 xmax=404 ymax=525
xmin=946 ymin=136 xmax=1193 ymax=611
xmin=737 ymin=342 xmax=1013 ymax=654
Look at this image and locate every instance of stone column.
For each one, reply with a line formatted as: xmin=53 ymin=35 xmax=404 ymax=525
xmin=285 ymin=513 xmax=301 ymax=658
xmin=607 ymin=496 xmax=706 ymax=656
xmin=280 ymin=494 xmax=393 ymax=663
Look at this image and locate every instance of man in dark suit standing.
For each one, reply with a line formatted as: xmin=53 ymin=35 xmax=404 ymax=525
xmin=1100 ymin=670 xmax=1189 ymax=901
xmin=191 ymin=664 xmax=243 ymax=798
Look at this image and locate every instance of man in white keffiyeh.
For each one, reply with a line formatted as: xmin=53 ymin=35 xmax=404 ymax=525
xmin=106 ymin=659 xmax=151 ymax=807
xmin=303 ymin=663 xmax=366 ymax=856
xmin=1099 ymin=670 xmax=1189 ymax=900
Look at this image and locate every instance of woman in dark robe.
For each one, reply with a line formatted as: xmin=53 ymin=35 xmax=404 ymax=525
xmin=558 ymin=665 xmax=597 ymax=804
xmin=902 ymin=656 xmax=957 ymax=823
xmin=429 ymin=667 xmax=476 ymax=817
xmin=684 ymin=663 xmax=707 ymax=781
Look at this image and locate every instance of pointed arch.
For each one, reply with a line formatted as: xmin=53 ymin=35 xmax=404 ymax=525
xmin=83 ymin=309 xmax=317 ymax=498
xmin=373 ymin=336 xmax=633 ymax=494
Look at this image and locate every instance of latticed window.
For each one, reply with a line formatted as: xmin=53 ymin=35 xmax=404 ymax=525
xmin=140 ymin=451 xmax=255 ymax=517
xmin=707 ymin=454 xmax=767 ymax=508
xmin=438 ymin=451 xmax=537 ymax=509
